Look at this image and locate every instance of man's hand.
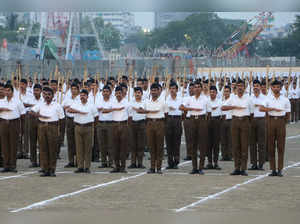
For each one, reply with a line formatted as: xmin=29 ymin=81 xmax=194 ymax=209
xmin=113 ymin=107 xmax=125 ymax=111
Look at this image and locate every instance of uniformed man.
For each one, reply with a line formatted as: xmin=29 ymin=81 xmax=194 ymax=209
xmin=128 ymin=87 xmax=146 ymax=169
xmin=62 ymin=83 xmax=80 ymax=168
xmin=30 ymin=87 xmax=65 ymax=177
xmin=222 ymin=79 xmax=253 ymax=176
xmin=68 ymin=89 xmax=97 ymax=174
xmin=165 ymin=82 xmax=183 ymax=169
xmin=180 ymin=80 xmax=211 ymax=175
xmin=261 ymin=80 xmax=291 ymax=177
xmin=0 ymin=83 xmax=4 ymax=167
xmin=289 ymin=81 xmax=299 ymax=123
xmin=0 ymin=84 xmax=25 ymax=172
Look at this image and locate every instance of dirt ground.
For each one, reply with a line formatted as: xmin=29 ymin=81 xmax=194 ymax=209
xmin=1 ymin=123 xmax=300 ymax=224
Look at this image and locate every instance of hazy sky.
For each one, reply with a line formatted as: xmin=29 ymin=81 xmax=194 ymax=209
xmin=134 ymin=12 xmax=299 ymax=29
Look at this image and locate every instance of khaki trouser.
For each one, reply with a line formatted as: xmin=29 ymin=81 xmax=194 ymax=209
xmin=112 ymin=122 xmax=129 ymax=170
xmin=165 ymin=116 xmax=182 ymax=166
xmin=0 ymin=118 xmax=19 ymax=169
xmin=290 ymin=99 xmax=298 ymax=122
xmin=29 ymin=115 xmax=39 ymax=164
xmin=221 ymin=119 xmax=232 ymax=160
xmin=190 ymin=115 xmax=208 ymax=170
xmin=231 ymin=116 xmax=250 ymax=171
xmin=208 ymin=117 xmax=221 ymax=164
xmin=183 ymin=118 xmax=193 ymax=158
xmin=75 ymin=124 xmax=93 ymax=169
xmin=38 ymin=122 xmax=59 ymax=172
xmin=97 ymin=121 xmax=113 ymax=166
xmin=146 ymin=119 xmax=165 ymax=170
xmin=250 ymin=117 xmax=266 ymax=167
xmin=129 ymin=120 xmax=146 ymax=166
xmin=268 ymin=116 xmax=286 ymax=171
xmin=57 ymin=118 xmax=65 ymax=156
xmin=66 ymin=117 xmax=76 ymax=164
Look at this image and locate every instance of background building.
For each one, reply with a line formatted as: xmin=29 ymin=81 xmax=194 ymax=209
xmin=154 ymin=12 xmax=196 ymax=28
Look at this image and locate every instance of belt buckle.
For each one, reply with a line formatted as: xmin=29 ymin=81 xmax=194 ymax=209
xmin=274 ymin=117 xmax=278 ymax=120
xmin=195 ymin=115 xmax=199 ymax=120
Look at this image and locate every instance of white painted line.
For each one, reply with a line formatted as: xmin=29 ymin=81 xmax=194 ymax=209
xmin=286 ymin=134 xmax=300 ymax=139
xmin=10 ymin=161 xmax=192 ymax=213
xmin=0 ymin=172 xmax=37 ymax=181
xmin=174 ymin=161 xmax=300 ymax=213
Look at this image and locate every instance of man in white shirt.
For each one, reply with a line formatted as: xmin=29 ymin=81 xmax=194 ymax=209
xmin=68 ymin=89 xmax=97 ymax=174
xmin=220 ymin=85 xmax=233 ymax=161
xmin=260 ymin=80 xmax=291 ymax=177
xmin=110 ymin=86 xmax=130 ymax=173
xmin=165 ymin=82 xmax=183 ymax=169
xmin=0 ymin=84 xmax=25 ymax=173
xmin=289 ymin=81 xmax=299 ymax=123
xmin=249 ymin=80 xmax=267 ymax=171
xmin=207 ymin=85 xmax=222 ymax=170
xmin=180 ymin=80 xmax=211 ymax=175
xmin=30 ymin=87 xmax=65 ymax=177
xmin=0 ymin=83 xmax=5 ymax=167
xmin=96 ymin=85 xmax=114 ymax=168
xmin=62 ymin=83 xmax=80 ymax=168
xmin=222 ymin=79 xmax=253 ymax=176
xmin=128 ymin=87 xmax=146 ymax=169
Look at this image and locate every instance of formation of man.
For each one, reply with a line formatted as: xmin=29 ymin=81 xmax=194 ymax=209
xmin=0 ymin=73 xmax=296 ymax=177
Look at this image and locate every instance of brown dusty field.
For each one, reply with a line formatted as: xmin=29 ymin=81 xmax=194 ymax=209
xmin=1 ymin=123 xmax=300 ymax=224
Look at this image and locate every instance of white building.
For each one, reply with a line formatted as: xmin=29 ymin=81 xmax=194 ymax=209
xmin=0 ymin=16 xmax=6 ymax=27
xmin=154 ymin=12 xmax=196 ymax=28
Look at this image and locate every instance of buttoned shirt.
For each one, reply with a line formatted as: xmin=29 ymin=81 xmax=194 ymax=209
xmin=31 ymin=101 xmax=65 ymax=122
xmin=0 ymin=97 xmax=25 ymax=120
xmin=184 ymin=94 xmax=211 ymax=116
xmin=209 ymin=97 xmax=222 ymax=117
xmin=222 ymin=97 xmax=232 ymax=120
xmin=251 ymin=93 xmax=267 ymax=118
xmin=96 ymin=97 xmax=113 ymax=121
xmin=165 ymin=95 xmax=183 ymax=116
xmin=71 ymin=101 xmax=97 ymax=124
xmin=266 ymin=94 xmax=291 ymax=117
xmin=62 ymin=95 xmax=80 ymax=118
xmin=129 ymin=99 xmax=146 ymax=121
xmin=227 ymin=94 xmax=253 ymax=117
xmin=111 ymin=98 xmax=129 ymax=121
xmin=145 ymin=97 xmax=166 ymax=119
xmin=289 ymin=87 xmax=299 ymax=99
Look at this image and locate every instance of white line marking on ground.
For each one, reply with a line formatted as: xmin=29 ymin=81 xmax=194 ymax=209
xmin=0 ymin=172 xmax=37 ymax=181
xmin=10 ymin=161 xmax=192 ymax=213
xmin=174 ymin=161 xmax=300 ymax=213
xmin=286 ymin=134 xmax=300 ymax=139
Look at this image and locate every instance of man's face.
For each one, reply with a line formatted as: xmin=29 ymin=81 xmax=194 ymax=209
xmin=223 ymin=88 xmax=230 ymax=98
xmin=188 ymin=86 xmax=194 ymax=96
xmin=203 ymin=83 xmax=208 ymax=91
xmin=44 ymin=91 xmax=53 ymax=103
xmin=144 ymin=81 xmax=148 ymax=89
xmin=115 ymin=90 xmax=123 ymax=101
xmin=102 ymin=89 xmax=111 ymax=98
xmin=71 ymin=86 xmax=79 ymax=96
xmin=29 ymin=81 xmax=33 ymax=87
xmin=271 ymin=84 xmax=281 ymax=95
xmin=237 ymin=83 xmax=245 ymax=95
xmin=261 ymin=85 xmax=267 ymax=94
xmin=80 ymin=93 xmax=88 ymax=103
xmin=193 ymin=84 xmax=202 ymax=95
xmin=50 ymin=83 xmax=57 ymax=92
xmin=20 ymin=82 xmax=27 ymax=91
xmin=170 ymin=86 xmax=178 ymax=95
xmin=122 ymin=87 xmax=127 ymax=96
xmin=33 ymin=88 xmax=42 ymax=98
xmin=137 ymin=81 xmax=143 ymax=88
xmin=210 ymin=89 xmax=217 ymax=99
xmin=91 ymin=83 xmax=97 ymax=91
xmin=150 ymin=88 xmax=159 ymax=98
xmin=5 ymin=88 xmax=13 ymax=97
xmin=134 ymin=90 xmax=142 ymax=100
xmin=253 ymin=83 xmax=261 ymax=94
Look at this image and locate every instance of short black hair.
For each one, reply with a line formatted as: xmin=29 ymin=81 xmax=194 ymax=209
xmin=50 ymin=80 xmax=58 ymax=84
xmin=253 ymin=79 xmax=261 ymax=85
xmin=4 ymin=84 xmax=13 ymax=92
xmin=134 ymin=87 xmax=143 ymax=93
xmin=43 ymin=87 xmax=54 ymax=95
xmin=20 ymin=78 xmax=28 ymax=84
xmin=236 ymin=79 xmax=245 ymax=85
xmin=150 ymin=83 xmax=159 ymax=90
xmin=33 ymin=84 xmax=42 ymax=89
xmin=137 ymin=78 xmax=143 ymax=83
xmin=103 ymin=85 xmax=111 ymax=91
xmin=209 ymin=85 xmax=217 ymax=92
xmin=115 ymin=86 xmax=123 ymax=92
xmin=194 ymin=80 xmax=202 ymax=88
xmin=169 ymin=82 xmax=178 ymax=89
xmin=224 ymin=85 xmax=231 ymax=92
xmin=71 ymin=83 xmax=79 ymax=90
xmin=80 ymin=89 xmax=89 ymax=96
xmin=271 ymin=79 xmax=281 ymax=86
xmin=122 ymin=76 xmax=128 ymax=81
xmin=120 ymin=83 xmax=128 ymax=89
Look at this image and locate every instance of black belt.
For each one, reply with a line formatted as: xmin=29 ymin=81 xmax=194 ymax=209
xmin=232 ymin=116 xmax=249 ymax=120
xmin=98 ymin=120 xmax=112 ymax=124
xmin=75 ymin=122 xmax=93 ymax=127
xmin=190 ymin=115 xmax=206 ymax=120
xmin=112 ymin=120 xmax=128 ymax=124
xmin=269 ymin=116 xmax=285 ymax=120
xmin=0 ymin=118 xmax=20 ymax=123
xmin=39 ymin=120 xmax=59 ymax=125
xmin=253 ymin=117 xmax=265 ymax=120
xmin=168 ymin=115 xmax=182 ymax=119
xmin=211 ymin=116 xmax=221 ymax=120
xmin=66 ymin=117 xmax=74 ymax=120
xmin=132 ymin=119 xmax=146 ymax=123
xmin=147 ymin=118 xmax=164 ymax=122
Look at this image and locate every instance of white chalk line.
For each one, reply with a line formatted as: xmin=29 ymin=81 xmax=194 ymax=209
xmin=10 ymin=160 xmax=192 ymax=213
xmin=174 ymin=161 xmax=300 ymax=213
xmin=0 ymin=172 xmax=37 ymax=181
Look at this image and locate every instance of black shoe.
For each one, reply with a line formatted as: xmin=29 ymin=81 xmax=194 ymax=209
xmin=137 ymin=164 xmax=146 ymax=169
xmin=268 ymin=170 xmax=277 ymax=176
xmin=98 ymin=164 xmax=108 ymax=168
xmin=119 ymin=169 xmax=127 ymax=173
xmin=74 ymin=168 xmax=85 ymax=173
xmin=64 ymin=163 xmax=75 ymax=168
xmin=166 ymin=165 xmax=174 ymax=169
xmin=156 ymin=169 xmax=163 ymax=174
xmin=258 ymin=165 xmax=264 ymax=171
xmin=248 ymin=164 xmax=258 ymax=170
xmin=127 ymin=164 xmax=137 ymax=169
xmin=38 ymin=169 xmax=45 ymax=173
xmin=23 ymin=154 xmax=30 ymax=159
xmin=56 ymin=155 xmax=61 ymax=160
xmin=184 ymin=156 xmax=192 ymax=161
xmin=110 ymin=168 xmax=120 ymax=173
xmin=230 ymin=169 xmax=241 ymax=175
xmin=49 ymin=172 xmax=56 ymax=177
xmin=204 ymin=163 xmax=214 ymax=169
xmin=147 ymin=168 xmax=155 ymax=174
xmin=240 ymin=170 xmax=248 ymax=176
xmin=40 ymin=172 xmax=50 ymax=177
xmin=214 ymin=164 xmax=222 ymax=170
xmin=189 ymin=169 xmax=199 ymax=174
xmin=277 ymin=170 xmax=283 ymax=177
xmin=1 ymin=168 xmax=10 ymax=173
xmin=9 ymin=168 xmax=18 ymax=173
xmin=29 ymin=163 xmax=39 ymax=168
xmin=173 ymin=165 xmax=179 ymax=169
xmin=198 ymin=169 xmax=205 ymax=175
xmin=84 ymin=168 xmax=91 ymax=174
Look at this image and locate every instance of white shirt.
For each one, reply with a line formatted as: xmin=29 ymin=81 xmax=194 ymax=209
xmin=27 ymin=96 xmax=44 ymax=108
xmin=183 ymin=96 xmax=191 ymax=118
xmin=62 ymin=95 xmax=80 ymax=118
xmin=289 ymin=87 xmax=299 ymax=99
xmin=53 ymin=92 xmax=65 ymax=104
xmin=96 ymin=97 xmax=113 ymax=121
xmin=31 ymin=101 xmax=65 ymax=122
xmin=129 ymin=99 xmax=146 ymax=121
xmin=227 ymin=94 xmax=253 ymax=117
xmin=184 ymin=94 xmax=211 ymax=116
xmin=111 ymin=98 xmax=129 ymax=121
xmin=222 ymin=97 xmax=232 ymax=120
xmin=145 ymin=97 xmax=166 ymax=119
xmin=166 ymin=95 xmax=183 ymax=116
xmin=71 ymin=101 xmax=97 ymax=124
xmin=209 ymin=97 xmax=222 ymax=117
xmin=266 ymin=94 xmax=291 ymax=117
xmin=88 ymin=91 xmax=102 ymax=105
xmin=251 ymin=94 xmax=267 ymax=118
xmin=0 ymin=97 xmax=25 ymax=120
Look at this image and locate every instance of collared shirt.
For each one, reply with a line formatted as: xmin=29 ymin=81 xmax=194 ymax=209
xmin=227 ymin=94 xmax=253 ymax=117
xmin=222 ymin=97 xmax=232 ymax=120
xmin=0 ymin=97 xmax=25 ymax=120
xmin=266 ymin=94 xmax=291 ymax=117
xmin=31 ymin=101 xmax=65 ymax=122
xmin=62 ymin=95 xmax=80 ymax=118
xmin=27 ymin=96 xmax=44 ymax=108
xmin=71 ymin=101 xmax=97 ymax=124
xmin=88 ymin=91 xmax=102 ymax=105
xmin=184 ymin=94 xmax=211 ymax=116
xmin=251 ymin=93 xmax=267 ymax=118
xmin=165 ymin=95 xmax=183 ymax=116
xmin=183 ymin=96 xmax=191 ymax=118
xmin=129 ymin=99 xmax=146 ymax=121
xmin=209 ymin=97 xmax=222 ymax=117
xmin=145 ymin=97 xmax=166 ymax=119
xmin=289 ymin=87 xmax=299 ymax=99
xmin=111 ymin=98 xmax=129 ymax=121
xmin=96 ymin=97 xmax=113 ymax=121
